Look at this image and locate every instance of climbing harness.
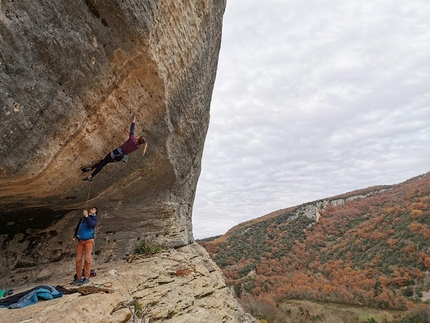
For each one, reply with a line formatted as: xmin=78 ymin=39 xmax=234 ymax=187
xmin=110 ymin=147 xmax=125 ymax=162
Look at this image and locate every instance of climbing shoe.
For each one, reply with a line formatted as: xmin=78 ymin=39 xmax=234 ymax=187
xmin=78 ymin=278 xmax=90 ymax=286
xmin=82 ymin=176 xmax=92 ymax=181
xmin=71 ymin=279 xmax=82 ymax=285
xmin=81 ymin=167 xmax=92 ymax=172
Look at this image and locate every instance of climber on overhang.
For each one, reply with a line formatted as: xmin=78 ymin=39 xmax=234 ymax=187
xmin=81 ymin=115 xmax=147 ymax=181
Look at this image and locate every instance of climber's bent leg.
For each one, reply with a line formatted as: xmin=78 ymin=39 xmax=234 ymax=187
xmin=90 ymin=153 xmax=114 ymax=178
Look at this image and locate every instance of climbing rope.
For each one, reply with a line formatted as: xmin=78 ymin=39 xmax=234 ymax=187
xmin=84 ymin=180 xmax=92 ymax=210
xmin=71 ymin=283 xmax=114 ymax=295
xmin=76 ymin=181 xmax=93 ymax=235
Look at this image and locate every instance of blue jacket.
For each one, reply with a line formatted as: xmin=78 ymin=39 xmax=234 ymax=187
xmin=74 ymin=214 xmax=98 ymax=240
xmin=0 ymin=285 xmax=62 ymax=309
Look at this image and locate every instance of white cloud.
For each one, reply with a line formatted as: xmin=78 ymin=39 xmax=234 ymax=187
xmin=193 ymin=0 xmax=430 ymax=239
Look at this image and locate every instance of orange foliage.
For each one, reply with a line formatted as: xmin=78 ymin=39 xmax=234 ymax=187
xmin=404 ymin=244 xmax=416 ymax=254
xmin=200 ymin=172 xmax=430 ymax=311
xmin=370 ymin=231 xmax=385 ymax=240
xmin=408 ymin=222 xmax=430 ymax=237
xmin=387 ymin=238 xmax=398 ymax=248
xmin=410 ymin=210 xmax=423 ymax=219
xmin=424 ymin=257 xmax=430 ymax=270
xmin=408 ymin=222 xmax=424 ymax=233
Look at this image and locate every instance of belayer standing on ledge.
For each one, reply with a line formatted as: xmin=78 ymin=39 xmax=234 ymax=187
xmin=82 ymin=115 xmax=147 ymax=181
xmin=72 ymin=207 xmax=98 ymax=286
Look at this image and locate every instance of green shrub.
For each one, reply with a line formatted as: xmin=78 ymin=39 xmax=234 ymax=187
xmin=134 ymin=239 xmax=163 ymax=255
xmin=401 ymin=287 xmax=414 ymax=297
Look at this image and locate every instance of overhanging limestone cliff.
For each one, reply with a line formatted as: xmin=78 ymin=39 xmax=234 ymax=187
xmin=0 ymin=0 xmax=224 ymax=283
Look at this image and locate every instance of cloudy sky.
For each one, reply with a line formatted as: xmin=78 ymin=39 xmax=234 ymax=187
xmin=192 ymin=0 xmax=430 ymax=239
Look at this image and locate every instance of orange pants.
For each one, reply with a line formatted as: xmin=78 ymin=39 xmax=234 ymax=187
xmin=75 ymin=239 xmax=94 ymax=279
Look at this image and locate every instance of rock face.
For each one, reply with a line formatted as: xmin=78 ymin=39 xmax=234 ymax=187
xmin=0 ymin=1 xmax=251 ymax=319
xmin=0 ymin=243 xmax=256 ymax=322
xmin=1 ymin=0 xmax=222 ymax=279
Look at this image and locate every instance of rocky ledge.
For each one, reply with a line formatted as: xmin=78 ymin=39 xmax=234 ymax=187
xmin=0 ymin=243 xmax=255 ymax=323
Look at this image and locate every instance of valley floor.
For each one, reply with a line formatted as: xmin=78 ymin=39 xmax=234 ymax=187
xmin=245 ymin=297 xmax=421 ymax=323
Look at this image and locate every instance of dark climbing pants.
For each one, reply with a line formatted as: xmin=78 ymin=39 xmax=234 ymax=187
xmin=90 ymin=153 xmax=114 ymax=178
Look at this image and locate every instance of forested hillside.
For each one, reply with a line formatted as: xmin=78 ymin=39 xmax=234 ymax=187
xmin=199 ymin=173 xmax=430 ymax=319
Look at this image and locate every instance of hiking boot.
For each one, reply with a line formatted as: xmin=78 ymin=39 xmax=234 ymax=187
xmin=82 ymin=176 xmax=92 ymax=181
xmin=78 ymin=278 xmax=90 ymax=286
xmin=81 ymin=167 xmax=92 ymax=172
xmin=71 ymin=278 xmax=82 ymax=285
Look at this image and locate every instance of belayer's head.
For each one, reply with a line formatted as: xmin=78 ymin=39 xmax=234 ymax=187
xmin=90 ymin=207 xmax=98 ymax=215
